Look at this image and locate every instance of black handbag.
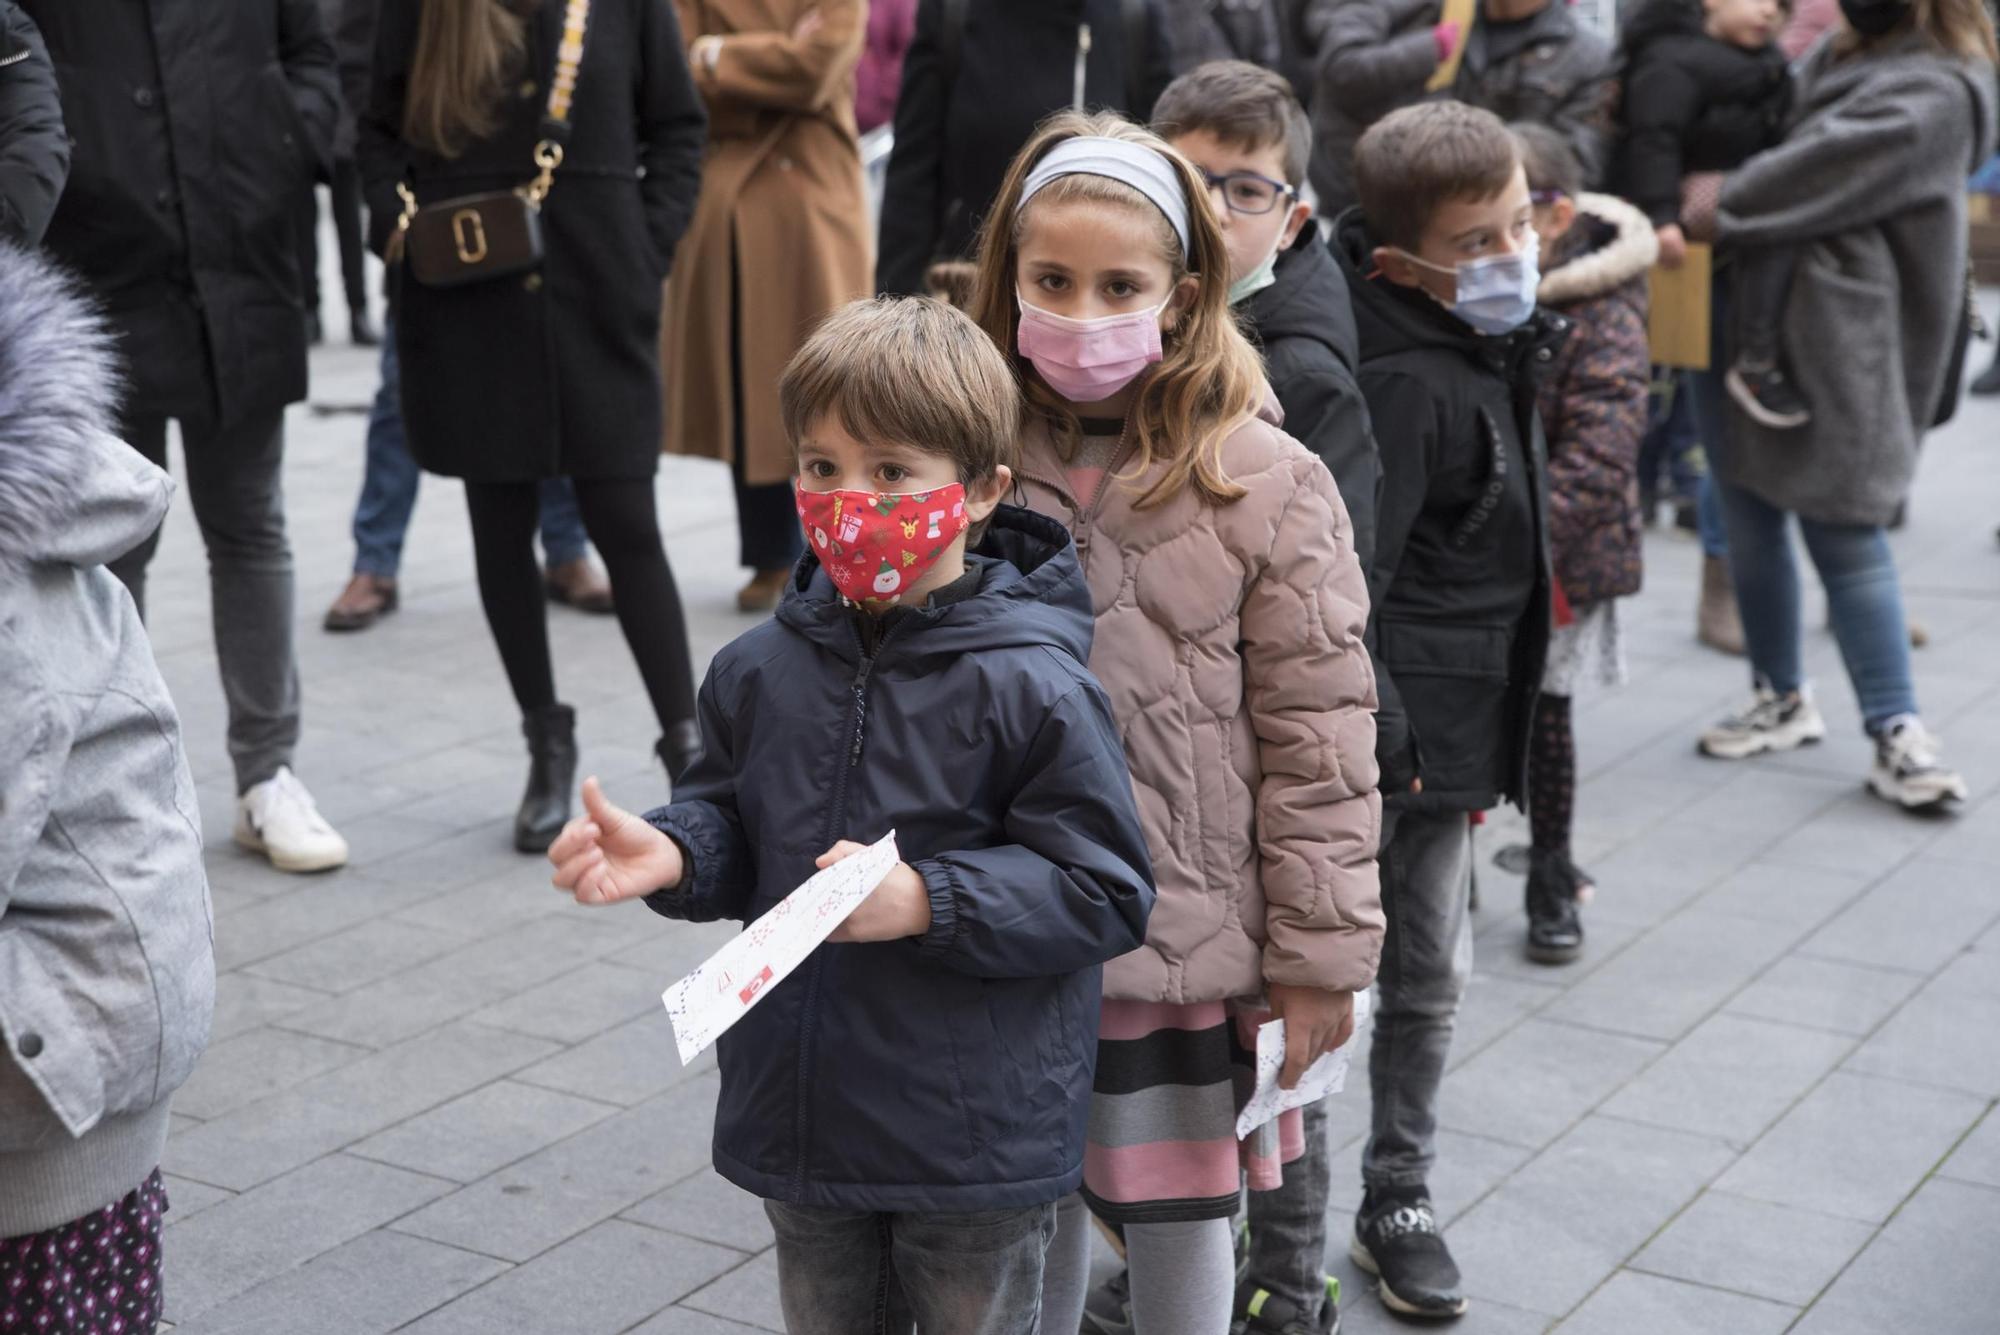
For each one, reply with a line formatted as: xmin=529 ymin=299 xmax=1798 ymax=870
xmin=392 ymin=0 xmax=590 ymax=288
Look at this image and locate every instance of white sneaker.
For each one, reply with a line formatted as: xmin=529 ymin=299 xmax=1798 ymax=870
xmin=1698 ymin=688 xmax=1827 ymax=760
xmin=1868 ymin=719 xmax=1968 ymax=811
xmin=235 ymin=767 xmax=350 ymax=872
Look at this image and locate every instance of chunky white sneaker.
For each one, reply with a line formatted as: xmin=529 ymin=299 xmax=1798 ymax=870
xmin=235 ymin=767 xmax=350 ymax=872
xmin=1698 ymin=688 xmax=1827 ymax=760
xmin=1868 ymin=719 xmax=1968 ymax=811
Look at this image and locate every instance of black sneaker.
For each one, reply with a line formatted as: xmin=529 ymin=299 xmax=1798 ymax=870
xmin=1234 ymin=1275 xmax=1341 ymax=1335
xmin=1351 ymin=1189 xmax=1468 ymax=1319
xmin=1080 ymin=1267 xmax=1132 ymax=1335
xmin=1725 ymin=359 xmax=1811 ymax=429
xmin=1524 ymin=850 xmax=1588 ymax=965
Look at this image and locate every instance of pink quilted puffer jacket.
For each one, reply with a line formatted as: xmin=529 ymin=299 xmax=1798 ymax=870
xmin=1015 ymin=406 xmax=1384 ymax=1003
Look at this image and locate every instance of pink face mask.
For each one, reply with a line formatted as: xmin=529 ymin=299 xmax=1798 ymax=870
xmin=1015 ymin=292 xmax=1169 ymax=403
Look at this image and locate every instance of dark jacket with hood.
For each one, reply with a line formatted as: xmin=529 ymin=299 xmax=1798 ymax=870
xmin=0 ymin=3 xmax=65 ymax=246
xmin=1454 ymin=0 xmax=1616 ymax=186
xmin=1332 ymin=209 xmax=1558 ymax=812
xmin=1298 ymin=0 xmax=1442 ymax=216
xmin=643 ymin=506 xmax=1155 ymax=1211
xmin=1239 ymin=218 xmax=1381 ymax=568
xmin=0 ymin=242 xmax=214 ymax=1237
xmin=1614 ymin=0 xmax=1791 ymax=226
xmin=23 ymin=0 xmax=339 ymax=427
xmin=876 ymin=0 xmax=1175 ymax=295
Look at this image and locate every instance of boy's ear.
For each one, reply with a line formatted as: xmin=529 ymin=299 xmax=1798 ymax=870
xmin=965 ymin=464 xmax=1013 ymax=524
xmin=1279 ymin=197 xmax=1313 ymax=251
xmin=1373 ymin=245 xmax=1424 ymax=290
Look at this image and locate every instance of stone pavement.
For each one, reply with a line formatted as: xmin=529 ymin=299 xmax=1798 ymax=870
xmin=142 ymin=307 xmax=2000 ymax=1334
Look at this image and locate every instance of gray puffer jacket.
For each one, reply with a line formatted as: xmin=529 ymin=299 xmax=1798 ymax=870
xmin=0 ymin=240 xmax=214 ymax=1237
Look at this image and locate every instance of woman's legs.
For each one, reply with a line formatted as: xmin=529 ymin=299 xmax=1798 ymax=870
xmin=1794 ymin=517 xmax=1918 ymax=731
xmin=1124 ymin=1217 xmax=1236 ymax=1335
xmin=1714 ymin=478 xmax=1805 ymax=696
xmin=570 ymin=477 xmax=698 ymax=732
xmin=463 ymin=480 xmax=557 ymax=712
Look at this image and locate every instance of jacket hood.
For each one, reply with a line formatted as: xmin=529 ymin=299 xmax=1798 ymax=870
xmin=1618 ymin=0 xmax=1705 ymax=55
xmin=1538 ymin=193 xmax=1660 ymax=305
xmin=1244 ymin=219 xmax=1362 ymax=375
xmin=0 ymin=243 xmax=167 ymax=570
xmin=777 ymin=504 xmax=1095 ymax=664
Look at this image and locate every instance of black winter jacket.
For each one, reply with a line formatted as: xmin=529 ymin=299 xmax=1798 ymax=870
xmin=25 ymin=0 xmax=338 ymax=426
xmin=1332 ymin=209 xmax=1557 ymax=813
xmin=1240 ymin=220 xmax=1381 ymax=569
xmin=1454 ymin=1 xmax=1616 ymax=187
xmin=0 ymin=4 xmax=64 ymax=246
xmin=645 ymin=507 xmax=1155 ymax=1211
xmin=877 ymin=0 xmax=1174 ymax=296
xmin=1613 ymin=0 xmax=1790 ymax=226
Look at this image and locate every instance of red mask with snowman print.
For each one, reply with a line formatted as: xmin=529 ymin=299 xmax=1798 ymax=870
xmin=796 ymin=485 xmax=971 ymax=611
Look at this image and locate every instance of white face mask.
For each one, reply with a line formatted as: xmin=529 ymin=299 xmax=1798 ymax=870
xmin=1396 ymin=234 xmax=1542 ymax=335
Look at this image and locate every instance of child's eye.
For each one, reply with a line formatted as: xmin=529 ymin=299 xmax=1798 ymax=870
xmin=1036 ymin=274 xmax=1069 ymax=293
xmin=1107 ymin=280 xmax=1138 ymax=299
xmin=804 ymin=460 xmax=835 ymax=478
xmin=879 ymin=465 xmax=908 ymax=484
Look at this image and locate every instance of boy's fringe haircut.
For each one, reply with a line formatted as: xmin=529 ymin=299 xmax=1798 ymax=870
xmin=1354 ymin=101 xmax=1521 ymax=252
xmin=1151 ymin=59 xmax=1313 ymax=188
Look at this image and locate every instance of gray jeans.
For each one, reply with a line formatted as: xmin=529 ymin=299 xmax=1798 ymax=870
xmin=1243 ymin=1095 xmax=1335 ymax=1321
xmin=1363 ymin=808 xmax=1474 ymax=1191
xmin=110 ymin=410 xmax=300 ymax=794
xmin=765 ymin=1200 xmax=1056 ymax=1335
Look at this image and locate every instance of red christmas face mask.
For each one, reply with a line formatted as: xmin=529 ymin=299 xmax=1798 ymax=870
xmin=796 ymin=485 xmax=971 ymax=609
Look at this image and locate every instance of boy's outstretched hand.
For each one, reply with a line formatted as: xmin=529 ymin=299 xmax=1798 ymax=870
xmin=816 ymin=841 xmax=933 ymax=943
xmin=549 ymin=777 xmax=684 ymax=906
xmin=1268 ymin=984 xmax=1358 ymax=1091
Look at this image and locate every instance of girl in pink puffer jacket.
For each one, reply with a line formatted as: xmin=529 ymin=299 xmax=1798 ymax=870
xmin=971 ymin=111 xmax=1384 ymax=1333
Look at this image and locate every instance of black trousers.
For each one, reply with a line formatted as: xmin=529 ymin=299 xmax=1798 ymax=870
xmin=298 ymin=157 xmax=369 ymax=320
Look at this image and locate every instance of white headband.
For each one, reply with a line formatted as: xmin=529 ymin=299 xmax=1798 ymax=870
xmin=1017 ymin=136 xmax=1192 ymax=257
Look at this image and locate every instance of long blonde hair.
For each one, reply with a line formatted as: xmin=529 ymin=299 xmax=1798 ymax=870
xmin=1840 ymin=0 xmax=1999 ymax=60
xmin=404 ymin=0 xmax=531 ymax=158
xmin=970 ymin=112 xmax=1267 ymax=510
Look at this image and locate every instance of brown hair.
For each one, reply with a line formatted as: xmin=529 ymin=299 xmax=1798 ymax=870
xmin=1914 ymin=0 xmax=1999 ymax=60
xmin=780 ymin=297 xmax=1022 ymax=486
xmin=1354 ymin=101 xmax=1522 ymax=251
xmin=968 ymin=111 xmax=1266 ymax=510
xmin=1151 ymin=59 xmax=1313 ymax=188
xmin=404 ymin=0 xmax=530 ymax=158
xmin=1510 ymin=121 xmax=1584 ymax=199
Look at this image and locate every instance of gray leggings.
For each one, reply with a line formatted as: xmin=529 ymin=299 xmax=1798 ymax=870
xmin=1040 ymin=1194 xmax=1234 ymax=1334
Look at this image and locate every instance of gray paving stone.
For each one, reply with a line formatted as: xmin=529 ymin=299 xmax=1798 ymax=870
xmin=1553 ymin=1270 xmax=1796 ymax=1334
xmin=469 ymin=960 xmax=667 ymax=1043
xmin=1761 ymin=793 xmax=1947 ymax=882
xmin=1448 ymin=973 xmax=1565 ymax=1070
xmin=1725 ymin=956 xmax=1927 ymax=1037
xmin=1441 ymin=1019 xmax=1665 ymax=1149
xmin=1791 ymin=1178 xmax=2000 ymax=1335
xmin=1797 ymin=856 xmax=2000 ymax=975
xmin=240 ymin=916 xmax=465 ymax=994
xmin=1715 ymin=1071 xmax=1986 ymax=1222
xmin=1336 ymin=1289 xmax=1553 ymax=1334
xmin=348 ymin=1080 xmax=621 ymax=1183
xmin=1448 ymin=1115 xmax=1736 ymax=1316
xmin=167 ymin=1021 xmax=561 ymax=1190
xmin=1687 ymin=859 xmax=1870 ymax=931
xmin=162 ymin=1153 xmax=455 ymax=1322
xmin=1843 ymin=985 xmax=2000 ymax=1097
xmin=161 ymin=1175 xmax=236 ymax=1227
xmin=176 ymin=1228 xmax=507 ymax=1335
xmin=1926 ymin=921 xmax=2000 ymax=1001
xmin=681 ymin=1250 xmax=785 ymax=1333
xmin=1600 ymin=1013 xmax=1854 ymax=1147
xmin=170 ymin=1025 xmax=372 ymax=1120
xmin=396 ymin=1219 xmax=741 ymax=1335
xmin=206 ymin=972 xmax=334 ymax=1043
xmin=602 ymin=916 xmax=745 ymax=980
xmin=623 ymin=1168 xmax=776 ymax=1254
xmin=1938 ymin=1107 xmax=2000 ymax=1189
xmin=391 ymin=1074 xmax=719 ymax=1262
xmin=1325 ymin=1127 xmax=1537 ymax=1225
xmin=1471 ymin=914 xmax=1647 ymax=988
xmin=513 ymin=1009 xmax=711 ymax=1107
xmin=1631 ymin=1190 xmax=1877 ymax=1308
xmin=209 ymin=873 xmax=419 ymax=972
xmin=626 ymin=1309 xmax=774 ymax=1335
xmin=1542 ymin=909 xmax=1803 ymax=1042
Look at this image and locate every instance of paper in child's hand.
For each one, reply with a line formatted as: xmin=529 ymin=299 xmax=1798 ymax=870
xmin=1235 ymin=989 xmax=1375 ymax=1141
xmin=661 ymin=831 xmax=899 ymax=1065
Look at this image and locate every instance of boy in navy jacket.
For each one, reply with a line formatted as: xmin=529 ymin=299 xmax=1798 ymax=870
xmin=551 ymin=296 xmax=1154 ymax=1334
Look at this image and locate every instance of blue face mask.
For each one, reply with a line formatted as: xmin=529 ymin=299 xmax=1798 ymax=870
xmin=1398 ymin=235 xmax=1541 ymax=336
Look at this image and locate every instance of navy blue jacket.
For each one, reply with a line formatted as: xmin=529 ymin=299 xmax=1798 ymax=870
xmin=644 ymin=506 xmax=1154 ymax=1212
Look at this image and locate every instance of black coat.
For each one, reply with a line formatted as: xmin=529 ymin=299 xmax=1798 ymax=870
xmin=1332 ymin=209 xmax=1558 ymax=813
xmin=646 ymin=507 xmax=1155 ymax=1212
xmin=360 ymin=0 xmax=706 ymax=482
xmin=0 ymin=4 xmax=65 ymax=246
xmin=25 ymin=0 xmax=339 ymax=426
xmin=876 ymin=0 xmax=1175 ymax=296
xmin=1614 ymin=0 xmax=1789 ymax=225
xmin=1241 ymin=219 xmax=1380 ymax=569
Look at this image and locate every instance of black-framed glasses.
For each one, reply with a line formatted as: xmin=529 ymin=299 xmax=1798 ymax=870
xmin=1199 ymin=167 xmax=1296 ymax=217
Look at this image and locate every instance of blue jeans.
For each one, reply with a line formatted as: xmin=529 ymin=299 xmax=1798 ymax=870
xmin=764 ymin=1200 xmax=1056 ymax=1335
xmin=1638 ymin=371 xmax=1705 ymax=507
xmin=351 ymin=323 xmax=590 ymax=577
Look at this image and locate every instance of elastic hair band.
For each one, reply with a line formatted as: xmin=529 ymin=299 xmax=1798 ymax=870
xmin=1017 ymin=136 xmax=1192 ymax=257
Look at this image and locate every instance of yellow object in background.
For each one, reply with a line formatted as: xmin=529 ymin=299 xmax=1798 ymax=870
xmin=1648 ymin=242 xmax=1713 ymax=370
xmin=1427 ymin=0 xmax=1479 ymax=92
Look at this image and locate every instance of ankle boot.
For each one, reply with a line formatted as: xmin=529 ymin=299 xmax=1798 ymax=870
xmin=1524 ymin=850 xmax=1586 ymax=965
xmin=657 ymin=719 xmax=703 ymax=786
xmin=1697 ymin=554 xmax=1746 ymax=656
xmin=515 ymin=704 xmax=578 ymax=853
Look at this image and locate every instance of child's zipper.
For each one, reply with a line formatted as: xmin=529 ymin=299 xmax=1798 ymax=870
xmin=1073 ymin=23 xmax=1091 ymax=110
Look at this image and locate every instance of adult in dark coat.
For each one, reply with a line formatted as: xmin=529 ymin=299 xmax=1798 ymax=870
xmin=301 ymin=0 xmax=377 ymax=346
xmin=25 ymin=0 xmax=353 ymax=876
xmin=876 ymin=0 xmax=1175 ymax=296
xmin=360 ymin=0 xmax=710 ymax=848
xmin=1453 ymin=0 xmax=1616 ymax=185
xmin=1298 ymin=0 xmax=1450 ymax=216
xmin=0 ymin=3 xmax=65 ymax=245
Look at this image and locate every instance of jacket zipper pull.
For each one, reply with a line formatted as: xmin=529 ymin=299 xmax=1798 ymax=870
xmin=1074 ymin=24 xmax=1091 ymax=111
xmin=849 ymin=657 xmax=872 ymax=766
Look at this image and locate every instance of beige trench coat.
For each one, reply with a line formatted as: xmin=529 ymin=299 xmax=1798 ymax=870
xmin=663 ymin=0 xmax=874 ymax=485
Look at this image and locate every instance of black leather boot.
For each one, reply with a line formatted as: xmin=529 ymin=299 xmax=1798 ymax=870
xmin=515 ymin=704 xmax=578 ymax=853
xmin=1524 ymin=849 xmax=1586 ymax=964
xmin=657 ymin=719 xmax=703 ymax=786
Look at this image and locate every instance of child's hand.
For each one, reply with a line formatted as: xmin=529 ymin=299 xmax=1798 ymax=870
xmin=549 ymin=777 xmax=684 ymax=906
xmin=1268 ymin=984 xmax=1358 ymax=1091
xmin=817 ymin=841 xmax=934 ymax=942
xmin=1655 ymin=223 xmax=1688 ymax=270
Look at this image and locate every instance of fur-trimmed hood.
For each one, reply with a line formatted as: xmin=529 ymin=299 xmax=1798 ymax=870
xmin=0 ymin=241 xmax=166 ymax=570
xmin=1538 ymin=193 xmax=1660 ymax=307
